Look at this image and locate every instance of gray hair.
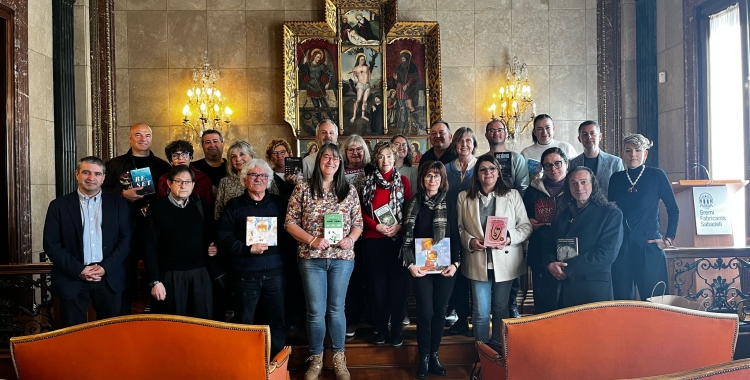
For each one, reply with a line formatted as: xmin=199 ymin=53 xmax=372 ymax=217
xmin=316 ymin=119 xmax=339 ymax=135
xmin=341 ymin=134 xmax=371 ymax=168
xmin=226 ymin=140 xmax=256 ymax=176
xmin=623 ymin=133 xmax=653 ymax=150
xmin=76 ymin=156 xmax=106 ymax=174
xmin=240 ymin=159 xmax=274 ymax=189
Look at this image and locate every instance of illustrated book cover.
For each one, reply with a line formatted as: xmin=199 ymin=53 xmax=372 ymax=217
xmin=534 ymin=197 xmax=556 ymax=224
xmin=483 ymin=216 xmax=509 ymax=249
xmin=374 ymin=204 xmax=397 ymax=226
xmin=556 ymin=237 xmax=579 ymax=261
xmin=324 ymin=213 xmax=344 ymax=244
xmin=415 ymin=238 xmax=451 ymax=274
xmin=130 ymin=167 xmax=155 ymax=195
xmin=246 ymin=216 xmax=278 ymax=246
xmin=285 ymin=157 xmax=303 ymax=177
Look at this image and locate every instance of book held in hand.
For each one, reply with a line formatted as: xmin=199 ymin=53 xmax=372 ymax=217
xmin=246 ymin=216 xmax=278 ymax=246
xmin=527 ymin=158 xmax=541 ymax=175
xmin=557 ymin=237 xmax=579 ymax=261
xmin=483 ymin=216 xmax=508 ymax=249
xmin=415 ymin=238 xmax=451 ymax=274
xmin=130 ymin=167 xmax=155 ymax=195
xmin=493 ymin=152 xmax=513 ymax=185
xmin=374 ymin=204 xmax=397 ymax=226
xmin=534 ymin=197 xmax=556 ymax=224
xmin=285 ymin=157 xmax=303 ymax=177
xmin=324 ymin=213 xmax=344 ymax=244
xmin=344 ymin=167 xmax=365 ymax=186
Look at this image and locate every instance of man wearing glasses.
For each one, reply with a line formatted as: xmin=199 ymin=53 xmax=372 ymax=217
xmin=44 ymin=156 xmax=131 ymax=327
xmin=217 ymin=159 xmax=289 ymax=357
xmin=421 ymin=120 xmax=458 ymax=165
xmin=568 ymin=121 xmax=623 ymax=198
xmin=144 ymin=165 xmax=217 ymax=319
xmin=157 ymin=139 xmax=215 ymax=209
xmin=102 ymin=123 xmax=171 ymax=315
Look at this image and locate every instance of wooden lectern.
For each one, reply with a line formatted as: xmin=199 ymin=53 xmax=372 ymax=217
xmin=672 ymin=180 xmax=748 ymax=247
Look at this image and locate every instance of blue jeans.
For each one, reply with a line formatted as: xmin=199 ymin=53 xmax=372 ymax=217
xmin=471 ymin=270 xmax=513 ymax=346
xmin=233 ymin=272 xmax=286 ymax=356
xmin=298 ymin=258 xmax=354 ymax=355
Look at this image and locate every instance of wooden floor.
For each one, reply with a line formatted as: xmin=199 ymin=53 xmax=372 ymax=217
xmin=290 ymin=365 xmax=475 ymax=379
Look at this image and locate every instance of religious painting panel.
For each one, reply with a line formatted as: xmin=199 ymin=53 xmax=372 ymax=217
xmin=341 ymin=46 xmax=383 ymax=136
xmin=297 ymin=39 xmax=339 ymax=137
xmin=340 ymin=9 xmax=381 ymax=46
xmin=385 ymin=38 xmax=427 ymax=136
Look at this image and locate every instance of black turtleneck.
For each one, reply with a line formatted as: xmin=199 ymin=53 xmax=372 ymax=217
xmin=608 ymin=166 xmax=679 ymax=239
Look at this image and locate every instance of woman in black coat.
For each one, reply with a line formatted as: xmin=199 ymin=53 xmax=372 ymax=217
xmin=547 ymin=166 xmax=624 ymax=309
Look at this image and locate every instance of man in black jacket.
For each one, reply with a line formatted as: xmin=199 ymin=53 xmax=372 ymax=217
xmin=43 ymin=156 xmax=131 ymax=327
xmin=102 ymin=123 xmax=171 ymax=314
xmin=217 ymin=158 xmax=289 ymax=356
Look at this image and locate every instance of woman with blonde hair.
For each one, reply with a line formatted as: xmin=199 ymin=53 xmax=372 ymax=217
xmin=214 ymin=140 xmax=256 ymax=219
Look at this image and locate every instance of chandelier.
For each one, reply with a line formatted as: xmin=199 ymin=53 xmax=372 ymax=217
xmin=488 ymin=56 xmax=536 ymax=143
xmin=181 ymin=52 xmax=232 ymax=144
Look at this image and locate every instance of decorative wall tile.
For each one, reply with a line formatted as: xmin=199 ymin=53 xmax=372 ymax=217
xmin=664 ymin=0 xmax=683 ymax=51
xmin=150 ymin=126 xmax=171 ymax=160
xmin=512 ymin=0 xmax=549 ymax=10
xmin=167 ymin=0 xmax=206 ymax=10
xmin=115 ymin=11 xmax=128 ymax=68
xmin=549 ymin=9 xmax=585 ymax=65
xmin=511 ymin=9 xmax=549 ymax=66
xmin=474 ymin=10 xmax=512 ymax=67
xmin=437 ymin=10 xmax=474 ymax=67
xmin=553 ymin=120 xmax=584 ymax=152
xmin=127 ymin=11 xmax=168 ymax=68
xmin=77 ymin=65 xmax=94 ymax=126
xmin=437 ymin=0 xmax=473 ymax=10
xmin=208 ymin=0 xmax=245 ymax=10
xmin=284 ymin=0 xmax=321 ymax=11
xmin=114 ymin=0 xmax=126 ymax=11
xmin=658 ymin=107 xmax=686 ymax=174
xmin=76 ymin=125 xmax=92 ymax=158
xmin=657 ymin=43 xmax=684 ymax=113
xmin=440 ymin=66 xmax=476 ymax=123
xmin=586 ymin=64 xmax=597 ymax=121
xmin=167 ymin=11 xmax=208 ymax=68
xmin=400 ymin=0 xmax=437 ymax=11
xmin=129 ymin=69 xmax=170 ymax=126
xmin=246 ymin=11 xmax=285 ymax=68
xmin=31 ymin=185 xmax=52 ymax=253
xmin=208 ymin=11 xmax=247 ymax=68
xmin=28 ymin=0 xmax=52 ymax=57
xmin=128 ymin=0 xmax=167 ymax=11
xmin=475 ymin=0 xmax=510 ymax=11
xmin=284 ymin=11 xmax=324 ymax=21
xmin=620 ymin=59 xmax=637 ymax=118
xmin=246 ymin=68 xmax=283 ymax=125
xmin=586 ymin=0 xmax=596 ymax=9
xmin=526 ymin=65 xmax=550 ymax=117
xmin=621 ymin=117 xmax=637 ymax=137
xmin=586 ymin=8 xmax=596 ymax=65
xmin=474 ymin=66 xmax=508 ymax=122
xmin=30 ymin=117 xmax=47 ymax=185
xmin=620 ymin=1 xmax=636 ymax=62
xmin=74 ymin=6 xmax=91 ymax=66
xmin=550 ymin=0 xmax=585 ymax=9
xmin=549 ymin=65 xmax=587 ymax=121
xmin=28 ymin=51 xmax=53 ymax=122
xmin=399 ymin=10 xmax=437 ymax=21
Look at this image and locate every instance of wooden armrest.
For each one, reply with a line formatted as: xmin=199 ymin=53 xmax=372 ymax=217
xmin=268 ymin=346 xmax=291 ymax=380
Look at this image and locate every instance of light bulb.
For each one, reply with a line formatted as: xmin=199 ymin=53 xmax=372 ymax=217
xmin=187 ymin=89 xmax=193 ymax=98
xmin=196 ymin=88 xmax=201 ymax=96
xmin=182 ymin=104 xmax=190 ymax=117
xmin=215 ymin=90 xmax=221 ymax=98
xmin=225 ymin=106 xmax=232 ymax=116
xmin=200 ymin=103 xmax=207 ymax=111
xmin=214 ymin=104 xmax=219 ymax=113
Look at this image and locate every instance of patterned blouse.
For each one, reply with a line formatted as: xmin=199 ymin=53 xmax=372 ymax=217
xmin=285 ymin=182 xmax=363 ymax=260
xmin=214 ymin=175 xmax=244 ymax=220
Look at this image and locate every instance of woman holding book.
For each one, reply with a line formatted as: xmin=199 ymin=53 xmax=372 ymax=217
xmin=264 ymin=138 xmax=296 ymax=199
xmin=522 ymin=147 xmax=570 ymax=314
xmin=284 ymin=143 xmax=363 ymax=380
xmin=342 ymin=134 xmax=372 ymax=189
xmin=401 ymin=160 xmax=460 ymax=378
xmin=609 ymin=134 xmax=679 ymax=301
xmin=391 ymin=134 xmax=418 ymax=196
xmin=458 ymin=154 xmax=532 ymax=350
xmin=549 ymin=166 xmax=623 ymax=309
xmin=214 ymin=140 xmax=256 ymax=219
xmin=361 ymin=142 xmax=412 ymax=347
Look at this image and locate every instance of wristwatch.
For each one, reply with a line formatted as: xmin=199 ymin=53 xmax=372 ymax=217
xmin=149 ymin=280 xmax=161 ymax=288
xmin=453 ymin=261 xmax=461 ymax=269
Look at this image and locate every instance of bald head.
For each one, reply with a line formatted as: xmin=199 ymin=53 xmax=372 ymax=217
xmin=129 ymin=123 xmax=153 ymax=157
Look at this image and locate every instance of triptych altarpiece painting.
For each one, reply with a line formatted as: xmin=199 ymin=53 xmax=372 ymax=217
xmin=283 ymin=0 xmax=442 ymax=155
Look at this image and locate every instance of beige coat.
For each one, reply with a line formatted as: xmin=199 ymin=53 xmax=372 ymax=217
xmin=458 ymin=189 xmax=532 ymax=282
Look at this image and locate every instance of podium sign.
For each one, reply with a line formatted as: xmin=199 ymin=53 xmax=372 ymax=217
xmin=692 ymin=186 xmax=733 ymax=235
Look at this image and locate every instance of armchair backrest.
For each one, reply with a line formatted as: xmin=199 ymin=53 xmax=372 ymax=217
xmin=10 ymin=314 xmax=277 ymax=380
xmin=502 ymin=301 xmax=739 ymax=379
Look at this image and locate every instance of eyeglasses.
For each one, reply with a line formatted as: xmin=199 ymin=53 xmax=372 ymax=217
xmin=487 ymin=128 xmax=506 ymax=135
xmin=346 ymin=147 xmax=364 ymax=153
xmin=171 ymin=179 xmax=194 ymax=186
xmin=321 ymin=154 xmax=340 ymax=162
xmin=171 ymin=152 xmax=191 ymax=160
xmin=271 ymin=150 xmax=288 ymax=156
xmin=392 ymin=142 xmax=408 ymax=148
xmin=247 ymin=173 xmax=270 ymax=180
xmin=478 ymin=166 xmax=498 ymax=173
xmin=542 ymin=161 xmax=564 ymax=171
xmin=424 ymin=174 xmax=442 ymax=181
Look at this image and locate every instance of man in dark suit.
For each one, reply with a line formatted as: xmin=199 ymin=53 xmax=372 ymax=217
xmin=43 ymin=156 xmax=131 ymax=327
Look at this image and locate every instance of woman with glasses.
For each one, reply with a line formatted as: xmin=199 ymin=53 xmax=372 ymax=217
xmin=157 ymin=139 xmax=215 ymax=208
xmin=391 ymin=134 xmax=418 ymax=196
xmin=361 ymin=142 xmax=412 ymax=347
xmin=522 ymin=147 xmax=570 ymax=313
xmin=264 ymin=139 xmax=296 ymax=199
xmin=342 ymin=134 xmax=372 ymax=189
xmin=549 ymin=166 xmax=623 ymax=309
xmin=458 ymin=154 xmax=532 ymax=350
xmin=216 ymin=159 xmax=289 ymax=357
xmin=285 ymin=143 xmax=363 ymax=380
xmin=214 ymin=140 xmax=256 ymax=219
xmin=609 ymin=134 xmax=679 ymax=301
xmin=401 ymin=161 xmax=459 ymax=378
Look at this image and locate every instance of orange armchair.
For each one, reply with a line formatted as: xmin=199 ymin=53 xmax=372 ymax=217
xmin=476 ymin=301 xmax=739 ymax=380
xmin=10 ymin=314 xmax=290 ymax=380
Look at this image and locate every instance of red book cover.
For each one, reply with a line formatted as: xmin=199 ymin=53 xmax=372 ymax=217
xmin=534 ymin=197 xmax=556 ymax=224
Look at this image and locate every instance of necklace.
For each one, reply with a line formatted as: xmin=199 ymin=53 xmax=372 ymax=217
xmin=625 ymin=166 xmax=645 ymax=193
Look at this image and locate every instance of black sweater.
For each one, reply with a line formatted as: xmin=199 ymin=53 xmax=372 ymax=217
xmin=409 ymin=199 xmax=461 ymax=264
xmin=608 ymin=166 xmax=679 ymax=239
xmin=144 ymin=197 xmax=212 ymax=283
xmin=216 ymin=191 xmax=288 ymax=275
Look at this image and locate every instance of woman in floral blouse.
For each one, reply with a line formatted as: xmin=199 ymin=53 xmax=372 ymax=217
xmin=285 ymin=143 xmax=363 ymax=380
xmin=214 ymin=140 xmax=256 ymax=219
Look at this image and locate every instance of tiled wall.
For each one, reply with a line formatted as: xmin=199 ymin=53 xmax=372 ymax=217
xmin=75 ymin=0 xmax=93 ymax=159
xmin=29 ymin=0 xmax=55 ymax=256
xmin=112 ymin=0 xmax=597 ymax=157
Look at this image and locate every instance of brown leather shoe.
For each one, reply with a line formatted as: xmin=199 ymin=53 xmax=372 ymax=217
xmin=332 ymin=351 xmax=351 ymax=380
xmin=304 ymin=353 xmax=323 ymax=380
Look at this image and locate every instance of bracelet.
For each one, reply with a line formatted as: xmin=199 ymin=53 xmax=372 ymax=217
xmin=309 ymin=236 xmax=318 ymax=247
xmin=345 ymin=236 xmax=354 ymax=246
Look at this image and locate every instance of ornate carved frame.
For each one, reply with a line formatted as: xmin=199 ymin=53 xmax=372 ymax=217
xmin=89 ymin=0 xmax=117 ymax=160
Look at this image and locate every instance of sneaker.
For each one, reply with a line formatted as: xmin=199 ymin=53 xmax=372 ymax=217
xmin=373 ymin=333 xmax=387 ymax=345
xmin=445 ymin=310 xmax=458 ymax=326
xmin=391 ymin=333 xmax=404 ymax=348
xmin=447 ymin=319 xmax=469 ymax=335
xmin=402 ymin=316 xmax=410 ymax=325
xmin=345 ymin=325 xmax=356 ymax=337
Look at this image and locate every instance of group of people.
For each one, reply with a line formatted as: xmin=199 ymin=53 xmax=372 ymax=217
xmin=43 ymin=113 xmax=679 ymax=380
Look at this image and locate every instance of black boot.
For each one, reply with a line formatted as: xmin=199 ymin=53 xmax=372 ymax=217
xmin=429 ymin=352 xmax=446 ymax=376
xmin=416 ymin=354 xmax=430 ymax=378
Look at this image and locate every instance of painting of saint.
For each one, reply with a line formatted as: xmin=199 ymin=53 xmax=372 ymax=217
xmin=342 ymin=47 xmax=382 ymax=136
xmin=341 ymin=10 xmax=380 ymax=46
xmin=297 ymin=40 xmax=338 ymax=136
xmin=387 ymin=39 xmax=427 ymax=135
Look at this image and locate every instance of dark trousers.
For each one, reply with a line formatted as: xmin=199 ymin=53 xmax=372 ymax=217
xmin=363 ymin=237 xmax=409 ymax=338
xmin=448 ymin=269 xmax=471 ymax=323
xmin=59 ymin=280 xmax=121 ymax=328
xmin=152 ymin=267 xmax=213 ymax=319
xmin=284 ymin=258 xmax=305 ymax=327
xmin=234 ymin=272 xmax=286 ymax=356
xmin=413 ymin=273 xmax=455 ymax=357
xmin=530 ymin=266 xmax=559 ymax=314
xmin=345 ymin=240 xmax=370 ymax=327
xmin=612 ymin=234 xmax=669 ymax=301
xmin=508 ymin=277 xmax=520 ymax=308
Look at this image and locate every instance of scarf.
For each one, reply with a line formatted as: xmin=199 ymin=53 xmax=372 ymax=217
xmin=362 ymin=168 xmax=404 ymax=227
xmin=544 ymin=176 xmax=566 ymax=197
xmin=400 ymin=190 xmax=448 ymax=267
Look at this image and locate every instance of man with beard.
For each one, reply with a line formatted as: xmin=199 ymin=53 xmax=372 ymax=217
xmin=302 ymin=119 xmax=339 ymax=180
xmin=420 ymin=120 xmax=458 ymax=165
xmin=192 ymin=129 xmax=227 ymax=193
xmin=300 ymin=49 xmax=334 ymax=117
xmin=569 ymin=121 xmax=623 ymax=198
xmin=392 ymin=50 xmax=420 ymax=133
